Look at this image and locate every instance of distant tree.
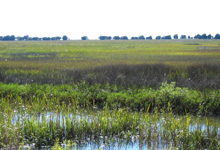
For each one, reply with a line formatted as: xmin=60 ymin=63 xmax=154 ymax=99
xmin=99 ymin=36 xmax=104 ymax=40
xmin=32 ymin=37 xmax=40 ymax=40
xmin=99 ymin=36 xmax=103 ymax=40
xmin=173 ymin=34 xmax=178 ymax=39
xmin=167 ymin=35 xmax=172 ymax=39
xmin=27 ymin=37 xmax=33 ymax=41
xmin=2 ymin=36 xmax=6 ymax=41
xmin=1 ymin=35 xmax=15 ymax=41
xmin=62 ymin=35 xmax=68 ymax=40
xmin=215 ymin=34 xmax=220 ymax=39
xmin=29 ymin=37 xmax=41 ymax=40
xmin=55 ymin=36 xmax=61 ymax=40
xmin=120 ymin=36 xmax=128 ymax=40
xmin=131 ymin=37 xmax=138 ymax=40
xmin=162 ymin=35 xmax=171 ymax=40
xmin=207 ymin=34 xmax=212 ymax=39
xmin=100 ymin=35 xmax=128 ymax=40
xmin=42 ymin=37 xmax=51 ymax=40
xmin=113 ymin=36 xmax=120 ymax=40
xmin=1 ymin=35 xmax=7 ymax=41
xmin=107 ymin=36 xmax=112 ymax=40
xmin=23 ymin=35 xmax=29 ymax=40
xmin=194 ymin=34 xmax=202 ymax=39
xmin=1 ymin=35 xmax=8 ymax=41
xmin=11 ymin=35 xmax=15 ymax=40
xmin=146 ymin=36 xmax=152 ymax=40
xmin=15 ymin=36 xmax=60 ymax=41
xmin=201 ymin=34 xmax=207 ymax=39
xmin=0 ymin=36 xmax=3 ymax=40
xmin=10 ymin=35 xmax=15 ymax=41
xmin=99 ymin=36 xmax=107 ymax=40
xmin=51 ymin=37 xmax=56 ymax=40
xmin=180 ymin=35 xmax=186 ymax=39
xmin=51 ymin=37 xmax=59 ymax=40
xmin=156 ymin=35 xmax=161 ymax=40
xmin=81 ymin=36 xmax=88 ymax=40
xmin=188 ymin=36 xmax=191 ymax=39
xmin=16 ymin=36 xmax=24 ymax=41
xmin=138 ymin=35 xmax=145 ymax=40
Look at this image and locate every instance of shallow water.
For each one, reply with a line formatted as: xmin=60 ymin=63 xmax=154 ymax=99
xmin=9 ymin=110 xmax=220 ymax=150
xmin=11 ymin=110 xmax=220 ymax=130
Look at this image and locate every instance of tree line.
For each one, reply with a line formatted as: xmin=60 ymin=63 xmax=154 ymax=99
xmin=95 ymin=33 xmax=220 ymax=40
xmin=1 ymin=34 xmax=220 ymax=41
xmin=0 ymin=35 xmax=68 ymax=41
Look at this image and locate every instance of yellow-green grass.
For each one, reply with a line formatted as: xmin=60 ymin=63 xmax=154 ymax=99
xmin=1 ymin=40 xmax=220 ymax=89
xmin=1 ymin=40 xmax=220 ymax=69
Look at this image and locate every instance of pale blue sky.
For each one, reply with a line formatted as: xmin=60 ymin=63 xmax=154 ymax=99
xmin=1 ymin=0 xmax=219 ymax=39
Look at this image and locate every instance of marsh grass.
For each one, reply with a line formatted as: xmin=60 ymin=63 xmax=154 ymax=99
xmin=0 ymin=97 xmax=220 ymax=149
xmin=1 ymin=82 xmax=220 ymax=115
xmin=1 ymin=40 xmax=220 ymax=89
xmin=1 ymin=40 xmax=220 ymax=149
xmin=1 ymin=62 xmax=220 ymax=90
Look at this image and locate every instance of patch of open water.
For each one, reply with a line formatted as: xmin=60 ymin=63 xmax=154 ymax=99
xmin=7 ymin=111 xmax=220 ymax=150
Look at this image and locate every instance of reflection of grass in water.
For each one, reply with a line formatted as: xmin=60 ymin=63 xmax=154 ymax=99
xmin=1 ymin=95 xmax=220 ymax=149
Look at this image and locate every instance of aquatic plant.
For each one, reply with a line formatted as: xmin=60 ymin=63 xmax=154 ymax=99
xmin=0 ymin=96 xmax=220 ymax=149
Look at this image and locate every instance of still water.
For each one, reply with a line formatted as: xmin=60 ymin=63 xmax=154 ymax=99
xmin=9 ymin=110 xmax=220 ymax=150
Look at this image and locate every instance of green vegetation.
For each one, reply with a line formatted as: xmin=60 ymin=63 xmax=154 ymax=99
xmin=51 ymin=139 xmax=75 ymax=150
xmin=0 ymin=95 xmax=220 ymax=149
xmin=0 ymin=82 xmax=220 ymax=115
xmin=1 ymin=40 xmax=220 ymax=89
xmin=0 ymin=40 xmax=220 ymax=149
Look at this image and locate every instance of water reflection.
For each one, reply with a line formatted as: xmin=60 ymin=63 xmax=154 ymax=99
xmin=10 ymin=110 xmax=220 ymax=150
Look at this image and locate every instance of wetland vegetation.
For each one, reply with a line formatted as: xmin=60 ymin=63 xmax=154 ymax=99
xmin=0 ymin=40 xmax=220 ymax=149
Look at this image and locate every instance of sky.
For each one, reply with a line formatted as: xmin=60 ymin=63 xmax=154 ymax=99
xmin=0 ymin=0 xmax=219 ymax=40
